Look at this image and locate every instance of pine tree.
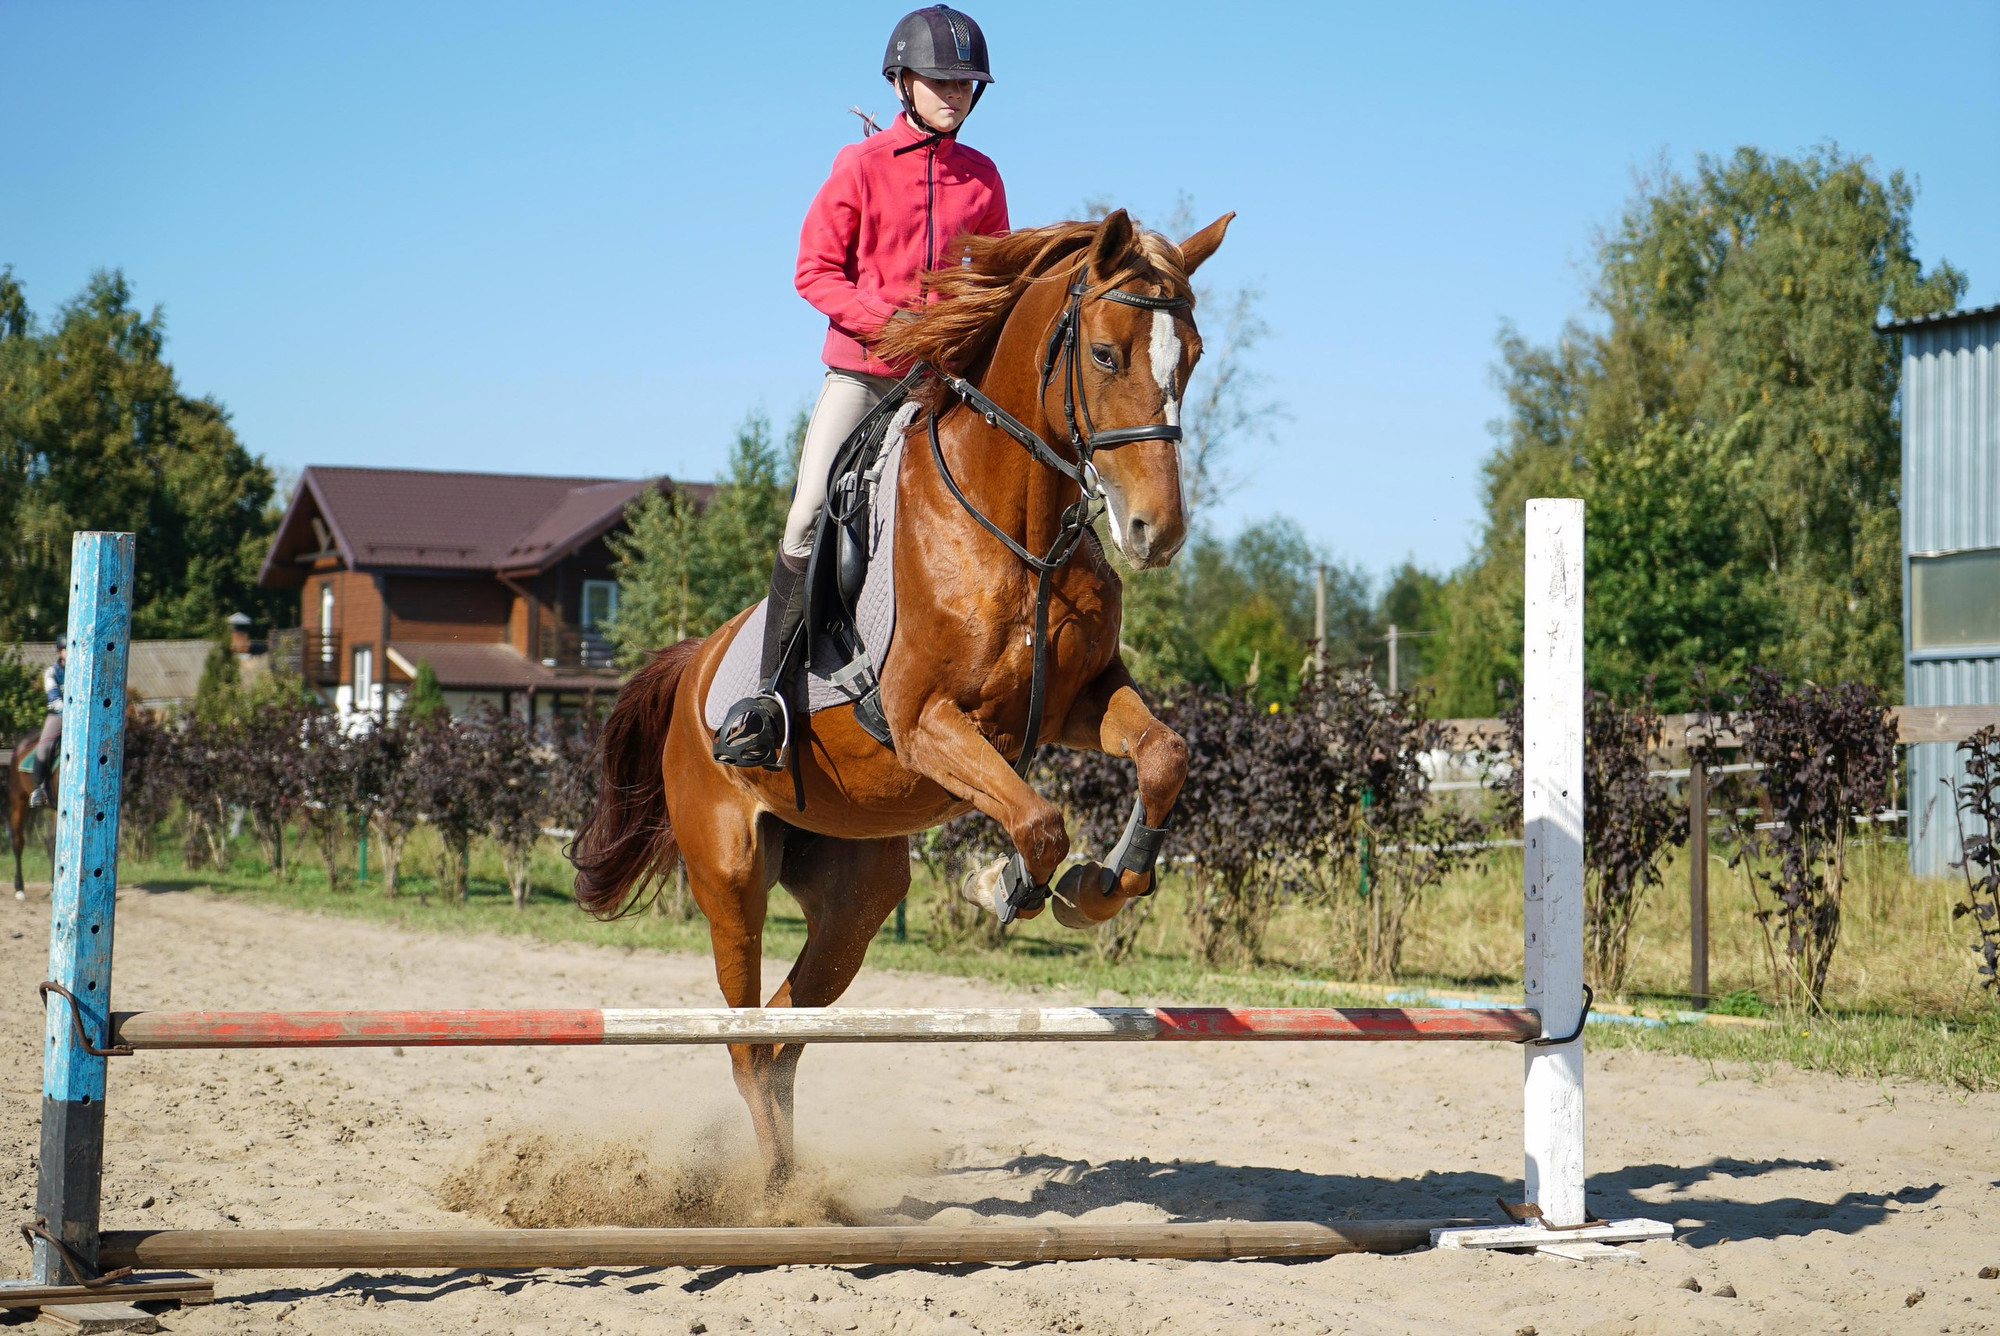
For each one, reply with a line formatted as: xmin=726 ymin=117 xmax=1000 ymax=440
xmin=405 ymin=660 xmax=447 ymax=723
xmin=193 ymin=636 xmax=242 ymax=724
xmin=608 ymin=411 xmax=790 ymax=660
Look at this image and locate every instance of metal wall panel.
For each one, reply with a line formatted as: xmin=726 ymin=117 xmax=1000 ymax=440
xmin=1907 ymin=657 xmax=2000 ymax=875
xmin=1904 ymin=315 xmax=2000 ymax=554
xmin=1902 ymin=314 xmax=2000 ymax=876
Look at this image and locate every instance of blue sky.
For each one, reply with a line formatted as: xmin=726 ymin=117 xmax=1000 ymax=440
xmin=4 ymin=2 xmax=1995 ymax=580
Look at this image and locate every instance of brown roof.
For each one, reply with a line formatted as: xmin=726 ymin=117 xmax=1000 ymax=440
xmin=387 ymin=641 xmax=619 ymax=692
xmin=499 ymin=478 xmax=654 ymax=574
xmin=259 ymin=466 xmax=712 ymax=588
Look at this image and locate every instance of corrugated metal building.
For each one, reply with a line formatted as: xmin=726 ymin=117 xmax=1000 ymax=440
xmin=1887 ymin=303 xmax=2000 ymax=874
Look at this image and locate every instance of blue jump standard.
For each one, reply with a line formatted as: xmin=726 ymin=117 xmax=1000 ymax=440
xmin=34 ymin=532 xmax=136 ymax=1287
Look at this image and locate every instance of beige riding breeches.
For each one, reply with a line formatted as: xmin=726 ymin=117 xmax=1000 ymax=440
xmin=35 ymin=711 xmax=59 ymax=763
xmin=782 ymin=369 xmax=898 ymax=562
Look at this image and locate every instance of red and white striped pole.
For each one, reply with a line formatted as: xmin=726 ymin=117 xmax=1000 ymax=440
xmin=108 ymin=1005 xmax=1542 ymax=1050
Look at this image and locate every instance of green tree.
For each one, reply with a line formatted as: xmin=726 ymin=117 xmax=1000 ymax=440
xmin=1203 ymin=595 xmax=1301 ymax=704
xmin=1438 ymin=146 xmax=1964 ymax=714
xmin=0 ymin=268 xmax=286 ymax=640
xmin=1370 ymin=560 xmax=1449 ymax=692
xmin=609 ymin=411 xmax=791 ymax=660
xmin=0 ymin=648 xmax=41 ymax=738
xmin=1581 ymin=423 xmax=1776 ymax=705
xmin=405 ymin=660 xmax=448 ymax=723
xmin=606 ymin=484 xmax=701 ymax=659
xmin=1106 ymin=516 xmax=1387 ymax=702
xmin=193 ymin=637 xmax=242 ymax=724
xmin=1116 ymin=560 xmax=1215 ymax=691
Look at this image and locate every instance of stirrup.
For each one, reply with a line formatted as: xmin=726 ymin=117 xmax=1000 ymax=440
xmin=712 ymin=691 xmax=789 ymax=771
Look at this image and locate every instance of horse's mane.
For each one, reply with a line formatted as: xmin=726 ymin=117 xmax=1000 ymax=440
xmin=873 ymin=218 xmax=1193 ymax=390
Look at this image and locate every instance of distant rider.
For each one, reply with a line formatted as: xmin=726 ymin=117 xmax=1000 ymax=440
xmin=711 ymin=5 xmax=1009 ymax=769
xmin=29 ymin=634 xmax=64 ymax=809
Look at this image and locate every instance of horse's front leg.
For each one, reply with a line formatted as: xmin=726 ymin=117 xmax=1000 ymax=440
xmin=1047 ymin=659 xmax=1188 ymax=925
xmin=899 ymin=698 xmax=1069 ymax=920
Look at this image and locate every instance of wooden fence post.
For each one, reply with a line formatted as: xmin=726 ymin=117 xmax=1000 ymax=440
xmin=33 ymin=532 xmax=136 ymax=1284
xmin=1521 ymin=500 xmax=1586 ymax=1227
xmin=1688 ymin=759 xmax=1709 ymax=1009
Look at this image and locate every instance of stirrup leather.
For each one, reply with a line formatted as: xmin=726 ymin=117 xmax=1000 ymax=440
xmin=712 ymin=691 xmax=790 ymax=770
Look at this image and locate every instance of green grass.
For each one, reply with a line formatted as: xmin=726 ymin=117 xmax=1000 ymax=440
xmin=1588 ymin=1007 xmax=2000 ymax=1093
xmin=29 ymin=821 xmax=1999 ymax=1091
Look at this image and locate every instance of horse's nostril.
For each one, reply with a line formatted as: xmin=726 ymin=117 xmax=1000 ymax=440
xmin=1128 ymin=517 xmax=1153 ymax=559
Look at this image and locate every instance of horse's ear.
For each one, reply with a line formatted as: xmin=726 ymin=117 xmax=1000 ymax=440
xmin=1089 ymin=209 xmax=1136 ymax=279
xmin=1178 ymin=213 xmax=1235 ymax=275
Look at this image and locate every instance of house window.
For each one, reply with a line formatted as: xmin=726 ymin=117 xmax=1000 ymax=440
xmin=352 ymin=646 xmax=373 ymax=702
xmin=581 ymin=580 xmax=619 ymax=632
xmin=1912 ymin=549 xmax=2000 ymax=650
xmin=318 ymin=582 xmax=336 ymax=665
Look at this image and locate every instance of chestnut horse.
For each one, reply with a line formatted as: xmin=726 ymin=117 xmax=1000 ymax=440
xmin=572 ymin=210 xmax=1231 ymax=1187
xmin=8 ymin=732 xmax=54 ymax=898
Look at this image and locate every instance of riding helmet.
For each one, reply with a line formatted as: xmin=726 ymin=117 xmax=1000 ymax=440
xmin=52 ymin=633 xmax=65 ymax=652
xmin=882 ymin=6 xmax=994 ymax=85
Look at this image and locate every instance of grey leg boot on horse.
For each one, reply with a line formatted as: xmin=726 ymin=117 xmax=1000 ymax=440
xmin=713 ymin=554 xmax=809 ymax=770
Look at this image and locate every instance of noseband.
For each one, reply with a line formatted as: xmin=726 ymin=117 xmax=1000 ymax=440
xmin=1040 ymin=275 xmax=1192 ymax=455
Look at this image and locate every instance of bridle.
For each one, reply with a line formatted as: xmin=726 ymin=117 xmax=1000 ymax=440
xmin=819 ymin=267 xmax=1190 ymax=919
xmin=1040 ymin=273 xmax=1192 ymax=454
xmin=925 ymin=272 xmax=1191 ymax=782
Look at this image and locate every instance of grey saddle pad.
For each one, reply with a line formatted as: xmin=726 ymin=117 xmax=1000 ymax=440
xmin=703 ymin=403 xmax=917 ymax=732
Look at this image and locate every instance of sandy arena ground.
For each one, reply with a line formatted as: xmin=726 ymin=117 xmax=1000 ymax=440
xmin=3 ymin=887 xmax=1996 ymax=1335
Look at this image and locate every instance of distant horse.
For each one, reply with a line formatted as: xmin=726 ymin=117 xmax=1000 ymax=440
xmin=571 ymin=210 xmax=1230 ymax=1189
xmin=8 ymin=731 xmax=55 ymax=898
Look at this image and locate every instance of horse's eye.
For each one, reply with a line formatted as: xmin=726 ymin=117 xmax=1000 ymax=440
xmin=1090 ymin=344 xmax=1116 ymax=371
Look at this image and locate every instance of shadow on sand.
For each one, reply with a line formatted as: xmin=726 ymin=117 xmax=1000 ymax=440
xmin=199 ymin=1151 xmax=1933 ymax=1312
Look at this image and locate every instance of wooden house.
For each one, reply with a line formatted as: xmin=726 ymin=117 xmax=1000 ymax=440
xmin=258 ymin=466 xmax=706 ymax=721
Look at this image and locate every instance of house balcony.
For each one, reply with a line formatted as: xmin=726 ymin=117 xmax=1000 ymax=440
xmin=537 ymin=624 xmax=617 ymax=674
xmin=270 ymin=628 xmax=342 ymax=685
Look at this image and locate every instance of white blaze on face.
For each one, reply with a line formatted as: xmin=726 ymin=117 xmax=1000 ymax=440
xmin=1148 ymin=307 xmax=1188 ymax=524
xmin=1149 ymin=309 xmax=1182 ymax=425
xmin=1101 ymin=470 xmax=1130 ymax=560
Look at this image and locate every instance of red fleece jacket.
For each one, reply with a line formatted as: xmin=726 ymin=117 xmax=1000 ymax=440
xmin=795 ymin=115 xmax=1009 ymax=376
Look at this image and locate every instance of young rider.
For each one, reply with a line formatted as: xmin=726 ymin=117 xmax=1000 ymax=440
xmin=29 ymin=634 xmax=64 ymax=809
xmin=713 ymin=5 xmax=1009 ymax=768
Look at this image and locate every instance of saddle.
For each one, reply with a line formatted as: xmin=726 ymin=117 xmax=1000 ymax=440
xmin=759 ymin=372 xmax=928 ymax=775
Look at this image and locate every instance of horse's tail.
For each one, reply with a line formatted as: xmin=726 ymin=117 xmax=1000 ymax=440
xmin=570 ymin=638 xmax=703 ymax=919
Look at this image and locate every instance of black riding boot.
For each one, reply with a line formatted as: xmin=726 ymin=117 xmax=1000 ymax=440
xmin=712 ymin=555 xmax=808 ymax=770
xmin=27 ymin=751 xmax=50 ymax=809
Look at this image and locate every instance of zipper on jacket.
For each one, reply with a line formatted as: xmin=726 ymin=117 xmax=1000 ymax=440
xmin=925 ymin=143 xmax=936 ymax=275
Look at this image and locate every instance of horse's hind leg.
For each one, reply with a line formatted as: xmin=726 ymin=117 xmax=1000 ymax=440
xmin=756 ymin=830 xmax=911 ymax=1190
xmin=676 ymin=798 xmax=793 ymax=1187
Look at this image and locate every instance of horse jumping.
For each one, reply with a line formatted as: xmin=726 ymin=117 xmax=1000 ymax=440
xmin=571 ymin=210 xmax=1231 ymax=1188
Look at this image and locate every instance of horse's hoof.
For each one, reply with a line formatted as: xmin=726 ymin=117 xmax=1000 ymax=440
xmin=1050 ymin=863 xmax=1120 ymax=929
xmin=1049 ymin=894 xmax=1093 ymax=930
xmin=960 ymin=858 xmax=1007 ymax=917
xmin=959 ymin=858 xmax=1045 ymax=923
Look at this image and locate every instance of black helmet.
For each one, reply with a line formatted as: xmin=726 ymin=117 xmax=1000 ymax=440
xmin=52 ymin=633 xmax=66 ymax=652
xmin=882 ymin=6 xmax=993 ymax=86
